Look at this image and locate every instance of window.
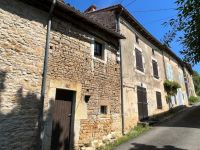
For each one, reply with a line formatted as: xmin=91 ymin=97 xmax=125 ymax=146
xmin=152 ymin=60 xmax=159 ymax=79
xmin=152 ymin=49 xmax=155 ymax=55
xmin=135 ymin=48 xmax=144 ymax=72
xmin=137 ymin=86 xmax=148 ymax=120
xmin=166 ymin=63 xmax=173 ymax=80
xmin=136 ymin=35 xmax=139 ymax=44
xmin=94 ymin=41 xmax=104 ymax=59
xmin=156 ymin=91 xmax=162 ymax=109
xmin=100 ymin=105 xmax=107 ymax=114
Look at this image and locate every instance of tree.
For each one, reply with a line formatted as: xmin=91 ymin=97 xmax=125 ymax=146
xmin=162 ymin=0 xmax=200 ymax=64
xmin=193 ymin=71 xmax=200 ymax=96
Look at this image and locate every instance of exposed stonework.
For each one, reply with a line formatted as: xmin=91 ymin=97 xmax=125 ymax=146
xmin=0 ymin=0 xmax=47 ymax=149
xmin=0 ymin=1 xmax=196 ymax=150
xmin=42 ymin=17 xmax=121 ymax=149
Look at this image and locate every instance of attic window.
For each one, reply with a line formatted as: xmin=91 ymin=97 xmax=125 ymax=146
xmin=136 ymin=35 xmax=139 ymax=44
xmin=94 ymin=41 xmax=104 ymax=60
xmin=152 ymin=49 xmax=155 ymax=55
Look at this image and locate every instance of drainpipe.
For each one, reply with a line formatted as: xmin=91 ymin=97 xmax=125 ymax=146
xmin=39 ymin=0 xmax=56 ymax=149
xmin=117 ymin=8 xmax=125 ymax=135
xmin=162 ymin=50 xmax=167 ymax=80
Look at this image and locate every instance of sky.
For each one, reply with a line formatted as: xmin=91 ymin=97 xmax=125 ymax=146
xmin=65 ymin=0 xmax=200 ymax=73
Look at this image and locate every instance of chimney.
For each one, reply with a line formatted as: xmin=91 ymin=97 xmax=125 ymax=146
xmin=84 ymin=5 xmax=97 ymax=13
xmin=58 ymin=0 xmax=65 ymax=3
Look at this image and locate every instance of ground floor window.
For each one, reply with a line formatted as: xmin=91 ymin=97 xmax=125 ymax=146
xmin=156 ymin=91 xmax=162 ymax=109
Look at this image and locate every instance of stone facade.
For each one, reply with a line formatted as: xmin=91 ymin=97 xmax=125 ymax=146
xmin=0 ymin=0 xmax=122 ymax=150
xmin=0 ymin=1 xmax=196 ymax=150
xmin=87 ymin=5 xmax=196 ymax=132
xmin=46 ymin=19 xmax=121 ymax=147
xmin=43 ymin=18 xmax=122 ymax=149
xmin=0 ymin=0 xmax=47 ymax=149
xmin=184 ymin=67 xmax=196 ymax=97
xmin=119 ymin=18 xmax=168 ymax=130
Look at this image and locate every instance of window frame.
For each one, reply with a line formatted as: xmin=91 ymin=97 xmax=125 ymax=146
xmin=152 ymin=59 xmax=159 ymax=79
xmin=156 ymin=91 xmax=162 ymax=109
xmin=92 ymin=38 xmax=107 ymax=63
xmin=136 ymin=35 xmax=139 ymax=44
xmin=135 ymin=48 xmax=144 ymax=72
xmin=94 ymin=41 xmax=103 ymax=59
xmin=100 ymin=105 xmax=108 ymax=115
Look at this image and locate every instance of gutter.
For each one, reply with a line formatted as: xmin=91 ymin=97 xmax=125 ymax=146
xmin=117 ymin=8 xmax=125 ymax=135
xmin=39 ymin=0 xmax=56 ymax=149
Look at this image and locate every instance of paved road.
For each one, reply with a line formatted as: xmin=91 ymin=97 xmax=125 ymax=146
xmin=115 ymin=105 xmax=200 ymax=150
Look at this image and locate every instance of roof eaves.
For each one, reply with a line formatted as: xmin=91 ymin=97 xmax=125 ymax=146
xmin=56 ymin=1 xmax=125 ymax=39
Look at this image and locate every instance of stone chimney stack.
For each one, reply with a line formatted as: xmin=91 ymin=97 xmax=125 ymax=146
xmin=84 ymin=5 xmax=97 ymax=13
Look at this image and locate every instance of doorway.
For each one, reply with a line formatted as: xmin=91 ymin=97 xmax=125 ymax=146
xmin=51 ymin=88 xmax=75 ymax=150
xmin=137 ymin=86 xmax=148 ymax=121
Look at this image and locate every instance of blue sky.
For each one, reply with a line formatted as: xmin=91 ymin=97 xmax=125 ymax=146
xmin=65 ymin=0 xmax=199 ymax=73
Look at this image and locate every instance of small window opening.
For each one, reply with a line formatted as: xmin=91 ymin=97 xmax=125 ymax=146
xmin=94 ymin=41 xmax=104 ymax=60
xmin=100 ymin=105 xmax=107 ymax=114
xmin=152 ymin=49 xmax=155 ymax=55
xmin=136 ymin=35 xmax=139 ymax=44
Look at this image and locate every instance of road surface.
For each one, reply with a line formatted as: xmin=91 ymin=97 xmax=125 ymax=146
xmin=115 ymin=105 xmax=200 ymax=150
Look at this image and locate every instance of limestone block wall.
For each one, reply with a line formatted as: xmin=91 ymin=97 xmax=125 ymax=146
xmin=42 ymin=18 xmax=122 ymax=149
xmin=0 ymin=0 xmax=47 ymax=149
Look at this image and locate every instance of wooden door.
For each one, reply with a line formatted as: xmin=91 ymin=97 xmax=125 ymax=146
xmin=137 ymin=86 xmax=148 ymax=121
xmin=51 ymin=89 xmax=74 ymax=150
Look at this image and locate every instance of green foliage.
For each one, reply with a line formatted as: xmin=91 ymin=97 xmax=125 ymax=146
xmin=162 ymin=0 xmax=200 ymax=64
xmin=193 ymin=71 xmax=200 ymax=96
xmin=189 ymin=96 xmax=200 ymax=104
xmin=164 ymin=80 xmax=181 ymax=97
xmin=98 ymin=125 xmax=150 ymax=150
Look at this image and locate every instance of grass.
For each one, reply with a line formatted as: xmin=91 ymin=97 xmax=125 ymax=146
xmin=98 ymin=125 xmax=151 ymax=150
xmin=189 ymin=96 xmax=200 ymax=104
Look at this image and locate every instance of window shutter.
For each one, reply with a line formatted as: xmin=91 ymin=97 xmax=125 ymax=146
xmin=152 ymin=60 xmax=159 ymax=79
xmin=135 ymin=49 xmax=144 ymax=72
xmin=166 ymin=64 xmax=170 ymax=80
xmin=156 ymin=91 xmax=162 ymax=109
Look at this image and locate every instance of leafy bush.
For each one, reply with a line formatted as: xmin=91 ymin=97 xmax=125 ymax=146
xmin=164 ymin=80 xmax=181 ymax=96
xmin=189 ymin=96 xmax=200 ymax=103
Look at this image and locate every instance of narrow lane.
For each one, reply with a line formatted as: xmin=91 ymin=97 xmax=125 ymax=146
xmin=115 ymin=105 xmax=200 ymax=150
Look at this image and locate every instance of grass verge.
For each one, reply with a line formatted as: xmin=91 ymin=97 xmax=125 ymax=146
xmin=98 ymin=125 xmax=151 ymax=150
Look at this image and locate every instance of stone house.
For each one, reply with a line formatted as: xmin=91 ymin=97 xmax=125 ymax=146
xmin=86 ymin=4 xmax=196 ymax=131
xmin=0 ymin=1 xmax=196 ymax=150
xmin=0 ymin=0 xmax=124 ymax=150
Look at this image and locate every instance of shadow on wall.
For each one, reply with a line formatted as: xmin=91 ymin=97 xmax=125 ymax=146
xmin=130 ymin=143 xmax=186 ymax=150
xmin=51 ymin=122 xmax=70 ymax=150
xmin=0 ymin=71 xmax=42 ymax=149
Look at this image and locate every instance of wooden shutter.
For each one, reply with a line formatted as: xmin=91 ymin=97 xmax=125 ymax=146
xmin=156 ymin=91 xmax=162 ymax=109
xmin=137 ymin=86 xmax=148 ymax=120
xmin=135 ymin=49 xmax=144 ymax=72
xmin=152 ymin=60 xmax=159 ymax=79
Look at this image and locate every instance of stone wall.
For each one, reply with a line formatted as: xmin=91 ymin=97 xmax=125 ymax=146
xmin=42 ymin=18 xmax=121 ymax=149
xmin=163 ymin=52 xmax=188 ymax=106
xmin=119 ymin=17 xmax=189 ymax=131
xmin=184 ymin=68 xmax=196 ymax=97
xmin=0 ymin=0 xmax=47 ymax=149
